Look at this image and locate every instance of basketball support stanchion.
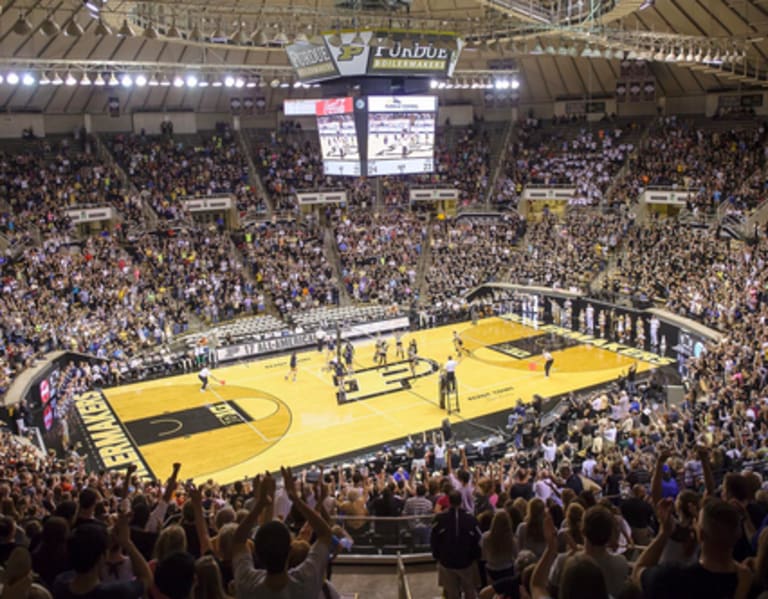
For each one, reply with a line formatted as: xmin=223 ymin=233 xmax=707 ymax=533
xmin=439 ymin=370 xmax=460 ymax=414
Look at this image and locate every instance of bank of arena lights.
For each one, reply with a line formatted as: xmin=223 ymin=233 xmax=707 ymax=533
xmin=430 ymin=76 xmax=517 ymax=90
xmin=0 ymin=69 xmax=277 ymax=90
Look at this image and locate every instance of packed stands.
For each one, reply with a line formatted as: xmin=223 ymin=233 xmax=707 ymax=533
xmin=505 ymin=210 xmax=626 ymax=291
xmin=426 ymin=214 xmax=526 ymax=303
xmin=494 ymin=118 xmax=638 ymax=207
xmin=334 ymin=207 xmax=426 ymax=305
xmin=108 ymin=128 xmax=266 ymax=220
xmin=250 ymin=125 xmax=491 ymax=210
xmin=2 ymin=125 xmax=768 ymax=599
xmin=236 ymin=219 xmax=338 ymax=316
xmin=0 ymin=135 xmax=139 ymax=240
xmin=611 ymin=116 xmax=768 ymax=212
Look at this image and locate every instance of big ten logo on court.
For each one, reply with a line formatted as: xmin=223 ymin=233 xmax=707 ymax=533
xmin=207 ymin=402 xmax=244 ymax=426
xmin=336 ymin=45 xmax=365 ymax=61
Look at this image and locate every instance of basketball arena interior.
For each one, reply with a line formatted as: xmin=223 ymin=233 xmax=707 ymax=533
xmin=0 ymin=0 xmax=767 ymax=598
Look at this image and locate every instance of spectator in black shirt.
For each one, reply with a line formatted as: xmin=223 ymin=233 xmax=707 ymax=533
xmin=509 ymin=469 xmax=534 ymax=501
xmin=635 ymin=498 xmax=753 ymax=599
xmin=73 ymin=488 xmax=106 ymax=530
xmin=0 ymin=515 xmax=20 ymax=568
xmin=621 ymin=485 xmax=655 ymax=545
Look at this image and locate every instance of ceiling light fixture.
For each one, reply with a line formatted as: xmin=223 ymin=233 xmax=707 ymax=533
xmin=80 ymin=72 xmax=92 ymax=86
xmin=143 ymin=23 xmax=159 ymax=39
xmin=93 ymin=73 xmax=106 ymax=86
xmin=40 ymin=15 xmax=61 ymax=37
xmin=231 ymin=22 xmax=246 ymax=45
xmin=135 ymin=74 xmax=147 ymax=87
xmin=65 ymin=72 xmax=78 ymax=86
xmin=117 ymin=19 xmax=135 ymax=37
xmin=12 ymin=12 xmax=33 ymax=36
xmin=94 ymin=18 xmax=112 ymax=36
xmin=188 ymin=23 xmax=202 ymax=42
xmin=64 ymin=19 xmax=84 ymax=37
xmin=39 ymin=72 xmax=51 ymax=85
xmin=107 ymin=72 xmax=119 ymax=86
xmin=166 ymin=20 xmax=181 ymax=38
xmin=51 ymin=72 xmax=64 ymax=85
xmin=6 ymin=73 xmax=19 ymax=85
xmin=251 ymin=29 xmax=269 ymax=46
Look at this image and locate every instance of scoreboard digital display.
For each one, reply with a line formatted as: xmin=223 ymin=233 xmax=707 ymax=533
xmin=366 ymin=95 xmax=437 ymax=176
xmin=315 ymin=98 xmax=361 ymax=176
xmin=289 ymin=94 xmax=438 ymax=177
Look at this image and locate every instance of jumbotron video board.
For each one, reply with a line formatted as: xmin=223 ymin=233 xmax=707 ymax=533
xmin=315 ymin=97 xmax=361 ymax=176
xmin=366 ymin=95 xmax=436 ymax=176
xmin=284 ymin=94 xmax=438 ymax=177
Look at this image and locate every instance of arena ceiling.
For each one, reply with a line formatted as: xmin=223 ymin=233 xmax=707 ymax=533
xmin=0 ymin=0 xmax=766 ymax=113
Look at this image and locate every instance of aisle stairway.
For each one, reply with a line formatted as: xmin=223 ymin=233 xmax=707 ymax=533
xmin=236 ymin=128 xmax=273 ymax=219
xmin=415 ymin=221 xmax=434 ymax=302
xmin=324 ymin=226 xmax=352 ymax=306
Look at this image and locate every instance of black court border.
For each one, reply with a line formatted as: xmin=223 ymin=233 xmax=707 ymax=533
xmin=72 ymin=390 xmax=155 ymax=479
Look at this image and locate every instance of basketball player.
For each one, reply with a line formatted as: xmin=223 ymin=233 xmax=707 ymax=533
xmin=325 ymin=336 xmax=336 ymax=368
xmin=333 ymin=359 xmax=346 ymax=387
xmin=395 ymin=331 xmax=405 ymax=360
xmin=285 ymin=351 xmax=298 ymax=383
xmin=408 ymin=342 xmax=418 ymax=377
xmin=649 ymin=314 xmax=660 ymax=347
xmin=543 ymin=350 xmax=554 ymax=378
xmin=409 ymin=338 xmax=418 ymax=358
xmin=343 ymin=341 xmax=355 ymax=374
xmin=199 ymin=365 xmax=211 ymax=391
xmin=586 ymin=303 xmax=595 ymax=335
xmin=452 ymin=331 xmax=468 ymax=356
xmin=379 ymin=339 xmax=389 ymax=368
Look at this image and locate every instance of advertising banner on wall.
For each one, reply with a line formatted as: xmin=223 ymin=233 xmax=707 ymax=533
xmin=285 ymin=30 xmax=463 ymax=83
xmin=285 ymin=41 xmax=339 ymax=81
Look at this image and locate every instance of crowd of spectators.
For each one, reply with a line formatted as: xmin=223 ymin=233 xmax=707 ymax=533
xmin=236 ymin=218 xmax=338 ymax=316
xmin=2 ymin=121 xmax=768 ymax=598
xmin=610 ymin=116 xmax=768 ymax=213
xmin=426 ymin=214 xmax=526 ymax=304
xmin=0 ymin=342 xmax=766 ymax=599
xmin=108 ymin=127 xmax=266 ymax=220
xmin=333 ymin=207 xmax=426 ymax=305
xmin=254 ymin=125 xmax=491 ymax=210
xmin=0 ymin=136 xmax=142 ymax=241
xmin=505 ymin=210 xmax=626 ymax=292
xmin=495 ymin=121 xmax=634 ymax=207
xmin=0 ymin=226 xmax=262 ymax=399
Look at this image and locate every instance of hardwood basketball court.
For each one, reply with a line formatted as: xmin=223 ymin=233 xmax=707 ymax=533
xmin=74 ymin=316 xmax=674 ymax=483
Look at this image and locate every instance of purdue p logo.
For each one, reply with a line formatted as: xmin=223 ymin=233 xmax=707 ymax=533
xmin=336 ymin=44 xmax=365 ymax=61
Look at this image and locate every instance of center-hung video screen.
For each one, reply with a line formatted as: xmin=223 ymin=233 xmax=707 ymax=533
xmin=366 ymin=95 xmax=437 ymax=176
xmin=315 ymin=97 xmax=361 ymax=176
